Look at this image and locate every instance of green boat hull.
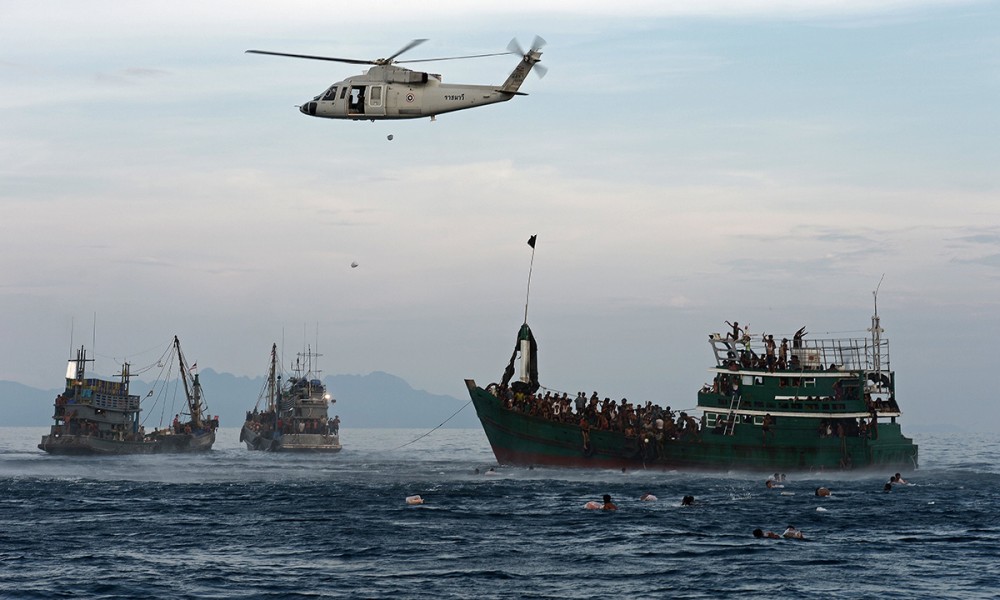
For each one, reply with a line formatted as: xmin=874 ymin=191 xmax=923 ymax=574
xmin=467 ymin=381 xmax=917 ymax=472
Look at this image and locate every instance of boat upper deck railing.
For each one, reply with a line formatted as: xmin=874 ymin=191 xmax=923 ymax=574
xmin=709 ymin=333 xmax=889 ymax=374
xmin=63 ymin=392 xmax=142 ymax=412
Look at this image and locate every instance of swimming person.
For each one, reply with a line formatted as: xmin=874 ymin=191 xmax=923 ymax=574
xmin=815 ymin=487 xmax=831 ymax=497
xmin=602 ymin=494 xmax=618 ymax=511
xmin=640 ymin=492 xmax=657 ymax=501
xmin=681 ymin=495 xmax=695 ymax=506
xmin=753 ymin=528 xmax=781 ymax=539
xmin=782 ymin=526 xmax=805 ymax=540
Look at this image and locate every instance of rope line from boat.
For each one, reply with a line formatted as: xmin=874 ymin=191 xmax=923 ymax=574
xmin=390 ymin=399 xmax=473 ymax=451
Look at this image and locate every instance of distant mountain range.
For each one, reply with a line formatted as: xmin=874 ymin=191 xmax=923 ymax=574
xmin=0 ymin=369 xmax=480 ymax=429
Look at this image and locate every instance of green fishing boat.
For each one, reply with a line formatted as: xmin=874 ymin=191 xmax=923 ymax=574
xmin=466 ymin=307 xmax=918 ymax=472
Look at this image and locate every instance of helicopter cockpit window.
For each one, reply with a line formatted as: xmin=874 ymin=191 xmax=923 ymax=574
xmin=322 ymin=86 xmax=338 ymax=101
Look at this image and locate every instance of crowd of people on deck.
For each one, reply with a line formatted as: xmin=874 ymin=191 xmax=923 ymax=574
xmin=243 ymin=409 xmax=340 ymax=437
xmin=491 ymin=384 xmax=702 ymax=456
xmin=169 ymin=413 xmax=220 ymax=435
xmin=50 ymin=392 xmax=222 ymax=442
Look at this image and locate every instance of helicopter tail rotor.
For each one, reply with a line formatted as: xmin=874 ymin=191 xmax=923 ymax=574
xmin=507 ymin=36 xmax=547 ymax=78
xmin=499 ymin=36 xmax=546 ymax=93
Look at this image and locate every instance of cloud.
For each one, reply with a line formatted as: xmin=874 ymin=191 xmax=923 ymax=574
xmin=953 ymin=254 xmax=1000 ymax=270
xmin=94 ymin=68 xmax=171 ymax=86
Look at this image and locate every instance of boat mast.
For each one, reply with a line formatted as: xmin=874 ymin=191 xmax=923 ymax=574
xmin=117 ymin=361 xmax=138 ymax=433
xmin=174 ymin=336 xmax=203 ymax=428
xmin=524 ymin=235 xmax=537 ymax=324
xmin=869 ymin=275 xmax=885 ymax=387
xmin=267 ymin=343 xmax=278 ymax=413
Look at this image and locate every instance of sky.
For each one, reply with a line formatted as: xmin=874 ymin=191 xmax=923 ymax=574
xmin=2 ymin=0 xmax=998 ymax=431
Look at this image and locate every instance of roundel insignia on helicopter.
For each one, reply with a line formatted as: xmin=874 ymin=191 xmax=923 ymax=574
xmin=246 ymin=37 xmax=546 ymax=121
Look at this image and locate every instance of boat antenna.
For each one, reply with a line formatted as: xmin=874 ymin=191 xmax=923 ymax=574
xmin=69 ymin=316 xmax=74 ymax=357
xmin=92 ymin=312 xmax=97 ymax=362
xmin=524 ymin=235 xmax=537 ymax=324
xmin=869 ymin=273 xmax=885 ymax=384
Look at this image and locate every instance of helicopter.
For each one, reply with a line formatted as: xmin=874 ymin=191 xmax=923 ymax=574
xmin=246 ymin=37 xmax=546 ymax=121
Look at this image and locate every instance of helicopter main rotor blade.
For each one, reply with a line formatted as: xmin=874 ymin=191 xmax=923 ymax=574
xmin=531 ymin=35 xmax=547 ymax=51
xmin=245 ymin=50 xmax=375 ymax=65
xmin=507 ymin=38 xmax=525 ymax=56
xmin=397 ymin=51 xmax=516 ymax=64
xmin=385 ymin=38 xmax=428 ymax=63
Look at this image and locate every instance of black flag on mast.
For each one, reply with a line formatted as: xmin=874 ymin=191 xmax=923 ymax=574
xmin=524 ymin=235 xmax=538 ymax=323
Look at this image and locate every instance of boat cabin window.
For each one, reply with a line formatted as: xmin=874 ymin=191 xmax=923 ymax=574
xmin=753 ymin=376 xmax=764 ymax=385
xmin=322 ymin=86 xmax=338 ymax=101
xmin=741 ymin=375 xmax=753 ymax=386
xmin=802 ymin=378 xmax=816 ymax=388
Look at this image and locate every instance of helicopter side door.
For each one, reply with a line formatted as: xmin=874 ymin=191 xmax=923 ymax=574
xmin=348 ymin=86 xmax=366 ymax=116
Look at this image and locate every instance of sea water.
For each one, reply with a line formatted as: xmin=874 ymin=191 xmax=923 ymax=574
xmin=0 ymin=427 xmax=997 ymax=599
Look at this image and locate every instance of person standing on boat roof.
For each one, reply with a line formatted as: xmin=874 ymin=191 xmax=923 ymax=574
xmin=764 ymin=334 xmax=777 ymax=372
xmin=779 ymin=338 xmax=789 ymax=369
